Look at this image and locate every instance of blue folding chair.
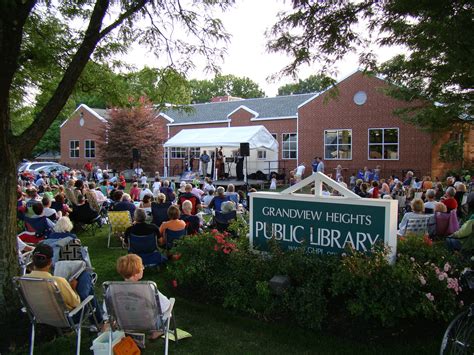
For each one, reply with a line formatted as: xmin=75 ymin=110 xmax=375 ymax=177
xmin=128 ymin=233 xmax=167 ymax=267
xmin=163 ymin=229 xmax=186 ymax=250
xmin=214 ymin=210 xmax=237 ymax=232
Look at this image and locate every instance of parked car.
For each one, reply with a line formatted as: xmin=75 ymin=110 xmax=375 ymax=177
xmin=32 ymin=164 xmax=70 ymax=175
xmin=18 ymin=161 xmax=59 ymax=173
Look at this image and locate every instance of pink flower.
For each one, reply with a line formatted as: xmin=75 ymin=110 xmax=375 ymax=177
xmin=213 ymin=245 xmax=219 ymax=251
xmin=460 ymin=300 xmax=464 ymax=307
xmin=425 ymin=293 xmax=434 ymax=302
xmin=438 ymin=273 xmax=446 ymax=281
xmin=444 ymin=263 xmax=451 ymax=272
xmin=419 ymin=275 xmax=427 ymax=285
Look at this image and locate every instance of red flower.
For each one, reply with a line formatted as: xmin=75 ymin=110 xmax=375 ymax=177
xmin=423 ymin=235 xmax=433 ymax=246
xmin=214 ymin=245 xmax=219 ymax=251
xmin=171 ymin=280 xmax=178 ymax=288
xmin=211 ymin=229 xmax=219 ymax=234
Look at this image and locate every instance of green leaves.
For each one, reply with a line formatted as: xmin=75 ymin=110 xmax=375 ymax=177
xmin=268 ymin=0 xmax=474 ymax=132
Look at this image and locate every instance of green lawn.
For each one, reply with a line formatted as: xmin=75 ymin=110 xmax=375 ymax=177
xmin=10 ymin=225 xmax=444 ymax=354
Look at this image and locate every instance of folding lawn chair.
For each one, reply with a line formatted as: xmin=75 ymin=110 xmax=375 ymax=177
xmin=403 ymin=215 xmax=432 ymax=236
xmin=128 ymin=233 xmax=167 ymax=267
xmin=163 ymin=228 xmax=186 ymax=250
xmin=107 ymin=211 xmax=132 ymax=248
xmin=13 ymin=276 xmax=99 ymax=355
xmin=214 ymin=210 xmax=237 ymax=233
xmin=103 ymin=281 xmax=177 ymax=355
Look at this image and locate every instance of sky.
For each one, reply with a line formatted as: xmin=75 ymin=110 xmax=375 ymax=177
xmin=123 ymin=0 xmax=406 ymax=97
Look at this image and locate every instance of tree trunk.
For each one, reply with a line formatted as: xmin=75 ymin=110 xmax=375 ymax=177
xmin=0 ymin=138 xmax=20 ymax=317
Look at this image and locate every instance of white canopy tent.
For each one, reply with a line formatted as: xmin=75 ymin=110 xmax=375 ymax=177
xmin=163 ymin=125 xmax=279 ymax=178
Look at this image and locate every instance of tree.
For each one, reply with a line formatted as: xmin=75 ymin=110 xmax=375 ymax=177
xmin=97 ymin=97 xmax=164 ymax=172
xmin=267 ymin=0 xmax=473 ymax=131
xmin=277 ymin=74 xmax=334 ymax=96
xmin=0 ymin=0 xmax=230 ymax=318
xmin=190 ymin=74 xmax=265 ymax=103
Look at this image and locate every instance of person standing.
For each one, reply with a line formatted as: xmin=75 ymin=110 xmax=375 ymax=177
xmin=311 ymin=157 xmax=319 ymax=175
xmin=216 ymin=147 xmax=224 ymax=179
xmin=84 ymin=160 xmax=93 ymax=181
xmin=294 ymin=162 xmax=305 ymax=182
xmin=200 ymin=150 xmax=210 ymax=177
xmin=316 ymin=157 xmax=325 ymax=174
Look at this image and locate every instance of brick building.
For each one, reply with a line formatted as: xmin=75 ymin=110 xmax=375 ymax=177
xmin=60 ymin=71 xmax=471 ymax=179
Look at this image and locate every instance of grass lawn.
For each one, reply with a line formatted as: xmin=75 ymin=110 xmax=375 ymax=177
xmin=8 ymin=222 xmax=445 ymax=354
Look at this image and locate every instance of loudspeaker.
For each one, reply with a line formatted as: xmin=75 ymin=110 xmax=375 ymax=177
xmin=132 ymin=148 xmax=141 ymax=161
xmin=240 ymin=142 xmax=250 ymax=156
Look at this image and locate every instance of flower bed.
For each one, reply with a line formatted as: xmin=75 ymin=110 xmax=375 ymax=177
xmin=167 ymin=225 xmax=469 ymax=330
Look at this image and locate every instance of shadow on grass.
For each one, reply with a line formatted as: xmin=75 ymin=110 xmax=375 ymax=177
xmin=7 ymin=224 xmax=443 ymax=354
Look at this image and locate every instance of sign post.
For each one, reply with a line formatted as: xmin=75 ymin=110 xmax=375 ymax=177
xmin=249 ymin=173 xmax=398 ymax=263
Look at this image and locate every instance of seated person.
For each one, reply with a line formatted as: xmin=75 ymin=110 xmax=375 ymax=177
xmin=140 ymin=194 xmax=153 ymax=216
xmin=442 ymin=186 xmax=458 ymax=212
xmin=224 ymin=184 xmax=239 ymax=205
xmin=159 ymin=205 xmax=186 ymax=246
xmin=48 ymin=216 xmax=77 ymax=240
xmin=116 ymin=254 xmax=171 ymax=339
xmin=124 ymin=208 xmax=160 ymax=246
xmin=140 ymin=183 xmax=154 ymax=201
xmin=446 ymin=214 xmax=474 ymax=252
xmin=159 ymin=180 xmax=175 ymax=204
xmin=108 ymin=189 xmax=124 ymax=211
xmin=398 ymin=198 xmax=429 ymax=237
xmin=30 ymin=202 xmax=56 ymax=229
xmin=208 ymin=186 xmax=230 ymax=212
xmin=52 ymin=193 xmax=73 ymax=216
xmin=424 ymin=189 xmax=437 ymax=212
xmin=202 ymin=189 xmax=214 ymax=213
xmin=42 ymin=196 xmax=61 ymax=222
xmin=70 ymin=194 xmax=99 ymax=224
xmin=113 ymin=193 xmax=136 ymax=221
xmin=129 ymin=182 xmax=141 ymax=202
xmin=177 ymin=184 xmax=201 ymax=215
xmin=29 ymin=243 xmax=104 ymax=328
xmin=151 ymin=193 xmax=171 ymax=227
xmin=180 ymin=200 xmax=201 ymax=235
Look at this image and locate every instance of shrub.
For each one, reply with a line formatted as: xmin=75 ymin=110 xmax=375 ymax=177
xmin=167 ymin=232 xmax=469 ymax=331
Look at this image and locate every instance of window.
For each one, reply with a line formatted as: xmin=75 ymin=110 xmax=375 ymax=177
xmin=84 ymin=140 xmax=95 ymax=158
xmin=257 ymin=150 xmax=267 ymax=160
xmin=69 ymin=140 xmax=79 ymax=158
xmin=368 ymin=128 xmax=399 ymax=160
xmin=189 ymin=147 xmax=200 ymax=158
xmin=324 ymin=129 xmax=352 ymax=160
xmin=282 ymin=133 xmax=297 ymax=159
xmin=170 ymin=147 xmax=186 ymax=159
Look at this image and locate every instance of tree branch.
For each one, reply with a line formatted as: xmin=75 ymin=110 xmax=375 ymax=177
xmin=15 ymin=0 xmax=148 ymax=156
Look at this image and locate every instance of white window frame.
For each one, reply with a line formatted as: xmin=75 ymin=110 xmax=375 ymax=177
xmin=189 ymin=147 xmax=201 ymax=158
xmin=368 ymin=127 xmax=400 ymax=161
xmin=324 ymin=129 xmax=353 ymax=160
xmin=170 ymin=147 xmax=186 ymax=159
xmin=281 ymin=133 xmax=297 ymax=160
xmin=69 ymin=140 xmax=80 ymax=158
xmin=257 ymin=150 xmax=267 ymax=160
xmin=84 ymin=139 xmax=95 ymax=159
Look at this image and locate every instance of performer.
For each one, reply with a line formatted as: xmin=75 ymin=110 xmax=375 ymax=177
xmin=200 ymin=150 xmax=210 ymax=177
xmin=216 ymin=146 xmax=224 ymax=179
xmin=236 ymin=150 xmax=244 ymax=181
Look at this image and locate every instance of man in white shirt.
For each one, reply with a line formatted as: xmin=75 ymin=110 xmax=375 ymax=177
xmin=295 ymin=163 xmax=305 ymax=182
xmin=316 ymin=157 xmax=325 ymax=174
xmin=139 ymin=183 xmax=153 ymax=201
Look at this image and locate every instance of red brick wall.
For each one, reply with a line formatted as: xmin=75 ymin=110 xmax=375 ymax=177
xmin=60 ymin=107 xmax=106 ymax=169
xmin=228 ymin=108 xmax=298 ymax=172
xmin=298 ymin=72 xmax=432 ymax=180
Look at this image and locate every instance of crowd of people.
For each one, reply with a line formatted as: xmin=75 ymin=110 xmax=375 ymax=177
xmin=14 ymin=162 xmax=474 ymax=341
xmin=16 ymin=164 xmax=258 ymax=338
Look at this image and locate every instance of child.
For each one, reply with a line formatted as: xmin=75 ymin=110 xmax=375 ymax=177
xmin=349 ymin=173 xmax=356 ymax=189
xmin=269 ymin=174 xmax=277 ymax=190
xmin=335 ymin=165 xmax=343 ymax=182
xmin=116 ymin=254 xmax=171 ymax=339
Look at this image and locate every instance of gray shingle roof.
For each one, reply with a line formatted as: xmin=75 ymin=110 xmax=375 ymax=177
xmin=162 ymin=93 xmax=316 ymax=124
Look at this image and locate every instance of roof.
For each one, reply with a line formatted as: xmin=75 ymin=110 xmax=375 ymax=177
xmin=163 ymin=125 xmax=278 ymax=151
xmin=161 ymin=93 xmax=316 ymax=124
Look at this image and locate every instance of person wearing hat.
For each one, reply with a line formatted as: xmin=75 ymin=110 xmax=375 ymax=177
xmin=29 ymin=243 xmax=104 ymax=326
xmin=29 ymin=243 xmax=80 ymax=310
